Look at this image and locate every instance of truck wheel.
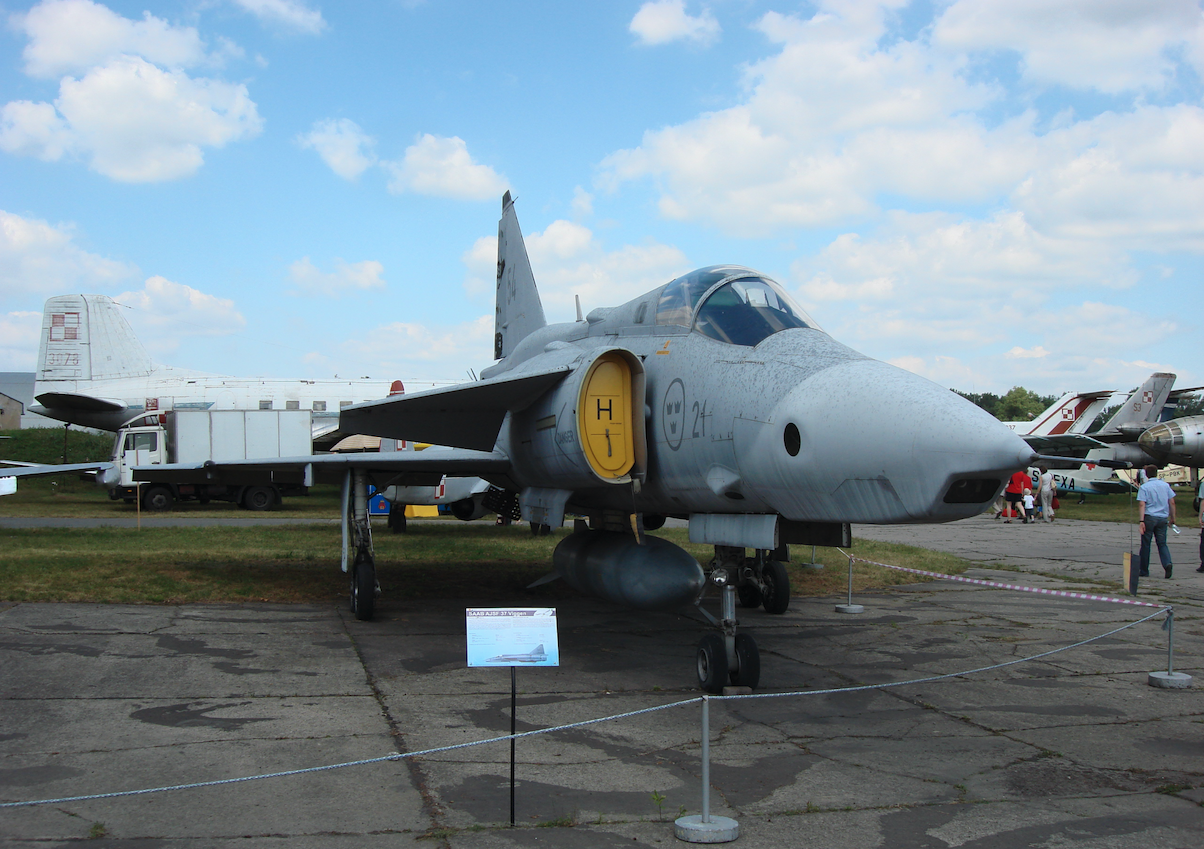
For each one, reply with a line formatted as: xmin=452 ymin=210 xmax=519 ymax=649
xmin=242 ymin=486 xmax=274 ymax=511
xmin=141 ymin=485 xmax=173 ymax=512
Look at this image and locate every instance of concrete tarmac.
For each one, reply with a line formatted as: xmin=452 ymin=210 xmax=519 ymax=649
xmin=2 ymin=514 xmax=1202 ymax=847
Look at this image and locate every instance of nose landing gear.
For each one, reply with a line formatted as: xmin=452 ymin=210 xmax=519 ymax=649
xmin=694 ymin=546 xmax=787 ymax=693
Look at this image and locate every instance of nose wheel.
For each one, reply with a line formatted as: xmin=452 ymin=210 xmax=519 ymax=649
xmin=695 ymin=582 xmax=761 ymax=693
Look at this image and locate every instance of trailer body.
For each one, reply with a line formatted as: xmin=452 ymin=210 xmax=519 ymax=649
xmin=105 ymin=410 xmax=313 ymax=510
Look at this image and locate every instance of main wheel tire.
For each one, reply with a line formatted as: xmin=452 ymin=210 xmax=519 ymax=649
xmin=737 ymin=582 xmax=763 ymax=608
xmin=642 ymin=514 xmax=666 ymax=531
xmin=696 ymin=633 xmax=729 ymax=694
xmin=731 ymin=633 xmax=760 ymax=689
xmin=141 ymin=485 xmax=173 ymax=512
xmin=242 ymin=486 xmax=274 ymax=511
xmin=761 ymin=559 xmax=791 ymax=614
xmin=350 ymin=555 xmax=376 ymax=621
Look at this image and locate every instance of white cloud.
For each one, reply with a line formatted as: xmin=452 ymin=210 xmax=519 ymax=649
xmin=0 ymin=100 xmax=73 ymax=161
xmin=287 ymin=257 xmax=386 ymax=296
xmin=462 ymin=218 xmax=688 ymax=320
xmin=384 ymin=134 xmax=508 ymax=201
xmin=14 ymin=0 xmax=211 ymax=78
xmin=1005 ymin=346 xmax=1050 ymax=360
xmin=297 ymin=118 xmax=376 ymax=180
xmin=571 ymin=186 xmax=594 ymax=219
xmin=0 ymin=310 xmax=43 ymax=371
xmin=2 ymin=2 xmax=262 ymax=182
xmin=231 ymin=0 xmax=326 ymax=35
xmin=0 ymin=209 xmax=136 ymax=298
xmin=599 ymin=2 xmax=1204 ymax=252
xmin=334 ymin=314 xmax=495 ymax=381
xmin=1014 ymin=106 xmax=1204 ymax=251
xmin=933 ymin=0 xmax=1204 ymax=93
xmin=114 ymin=276 xmax=246 ymax=355
xmin=805 ymin=211 xmax=1138 ymax=296
xmin=602 ymin=5 xmax=998 ymax=234
xmin=630 ymin=0 xmax=720 ymax=47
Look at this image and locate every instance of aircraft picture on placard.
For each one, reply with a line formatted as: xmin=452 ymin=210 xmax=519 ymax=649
xmin=109 ymin=192 xmax=1043 ymax=692
xmin=486 ymin=645 xmax=549 ymax=664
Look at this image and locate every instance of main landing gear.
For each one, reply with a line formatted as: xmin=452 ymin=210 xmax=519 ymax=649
xmin=694 ymin=546 xmax=791 ymax=694
xmin=342 ymin=469 xmax=380 ymax=621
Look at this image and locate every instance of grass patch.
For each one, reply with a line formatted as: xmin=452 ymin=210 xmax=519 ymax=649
xmin=1051 ymin=490 xmax=1197 ymax=524
xmin=1 ymin=427 xmax=113 ymax=466
xmin=0 ymin=523 xmax=972 ymax=605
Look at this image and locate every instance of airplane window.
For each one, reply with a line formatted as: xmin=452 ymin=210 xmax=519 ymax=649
xmin=259 ymin=400 xmax=272 ymax=410
xmin=693 ymin=277 xmax=814 ymax=346
xmin=313 ymin=401 xmax=326 ymax=412
xmin=286 ymin=400 xmax=300 ymax=410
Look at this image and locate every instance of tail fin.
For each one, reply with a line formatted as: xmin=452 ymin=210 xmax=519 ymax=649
xmin=1099 ymin=372 xmax=1175 ymax=436
xmin=1026 ymin=390 xmax=1112 ymax=436
xmin=37 ymin=294 xmax=152 ymax=382
xmin=494 ymin=191 xmax=546 ymax=360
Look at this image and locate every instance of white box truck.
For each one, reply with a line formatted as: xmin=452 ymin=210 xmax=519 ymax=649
xmin=102 ymin=410 xmax=313 ymax=511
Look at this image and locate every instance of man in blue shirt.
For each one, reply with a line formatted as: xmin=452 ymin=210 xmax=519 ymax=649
xmin=1136 ymin=464 xmax=1176 ymax=584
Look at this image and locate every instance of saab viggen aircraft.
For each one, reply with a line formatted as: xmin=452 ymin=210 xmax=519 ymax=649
xmin=129 ymin=193 xmax=1036 ymax=692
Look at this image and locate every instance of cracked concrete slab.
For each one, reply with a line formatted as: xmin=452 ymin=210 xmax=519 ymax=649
xmin=2 ymin=513 xmax=1202 ymax=846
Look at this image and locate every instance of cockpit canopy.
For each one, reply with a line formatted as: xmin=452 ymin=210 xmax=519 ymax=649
xmin=655 ymin=265 xmax=817 ymax=347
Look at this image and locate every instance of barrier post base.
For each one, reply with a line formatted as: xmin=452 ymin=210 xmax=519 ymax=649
xmin=675 ymin=814 xmax=739 ymax=843
xmin=835 ymin=603 xmax=864 ymax=614
xmin=1148 ymin=671 xmax=1192 ymax=689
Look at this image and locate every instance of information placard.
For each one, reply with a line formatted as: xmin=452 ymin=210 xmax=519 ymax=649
xmin=465 ymin=608 xmax=559 ymax=667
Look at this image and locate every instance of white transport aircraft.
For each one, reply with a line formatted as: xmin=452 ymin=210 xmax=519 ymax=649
xmin=29 ymin=294 xmax=457 ymax=444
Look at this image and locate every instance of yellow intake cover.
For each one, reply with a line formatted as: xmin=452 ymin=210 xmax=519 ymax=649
xmin=578 ymin=352 xmax=634 ymax=479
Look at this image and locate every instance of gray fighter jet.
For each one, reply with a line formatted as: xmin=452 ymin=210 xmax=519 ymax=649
xmin=124 ymin=193 xmax=1034 ymax=692
xmin=330 ymin=193 xmax=1034 ymax=691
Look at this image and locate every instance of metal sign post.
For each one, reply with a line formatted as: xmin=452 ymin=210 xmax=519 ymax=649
xmin=465 ymin=608 xmax=560 ymax=826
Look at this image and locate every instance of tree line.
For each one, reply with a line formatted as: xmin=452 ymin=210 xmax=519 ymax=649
xmin=954 ymin=387 xmax=1204 ymax=425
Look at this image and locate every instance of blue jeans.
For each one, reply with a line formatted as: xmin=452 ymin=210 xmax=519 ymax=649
xmin=1139 ymin=516 xmax=1172 ymax=574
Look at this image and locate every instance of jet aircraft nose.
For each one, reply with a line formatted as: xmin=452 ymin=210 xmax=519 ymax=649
xmin=1139 ymin=418 xmax=1204 ymax=465
xmin=736 ymin=357 xmax=1033 ymax=523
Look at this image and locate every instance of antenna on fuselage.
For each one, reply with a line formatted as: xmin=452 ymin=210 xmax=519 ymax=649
xmin=575 ymin=295 xmax=584 ymax=323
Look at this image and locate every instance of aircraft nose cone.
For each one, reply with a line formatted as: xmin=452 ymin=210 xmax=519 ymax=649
xmin=742 ymin=358 xmax=1032 ymax=523
xmin=1140 ymin=417 xmax=1204 ymax=465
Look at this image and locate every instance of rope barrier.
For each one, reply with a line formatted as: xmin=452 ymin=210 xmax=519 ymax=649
xmin=1 ymin=557 xmax=1178 ymax=811
xmin=0 ymin=698 xmax=701 ymax=809
xmin=847 ymin=555 xmax=1169 ymax=609
xmin=714 ymin=607 xmax=1167 ymax=701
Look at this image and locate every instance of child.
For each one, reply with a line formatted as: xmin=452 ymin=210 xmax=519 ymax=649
xmin=1022 ymin=488 xmax=1035 ymax=524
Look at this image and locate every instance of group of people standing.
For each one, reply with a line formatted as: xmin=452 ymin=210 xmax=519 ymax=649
xmin=994 ymin=466 xmax=1057 ymax=523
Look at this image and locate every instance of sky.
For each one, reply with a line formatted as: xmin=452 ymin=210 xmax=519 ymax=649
xmin=1 ymin=0 xmax=1201 ymax=399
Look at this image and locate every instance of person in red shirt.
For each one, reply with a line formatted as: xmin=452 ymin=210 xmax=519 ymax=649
xmin=1003 ymin=470 xmax=1029 ymax=523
